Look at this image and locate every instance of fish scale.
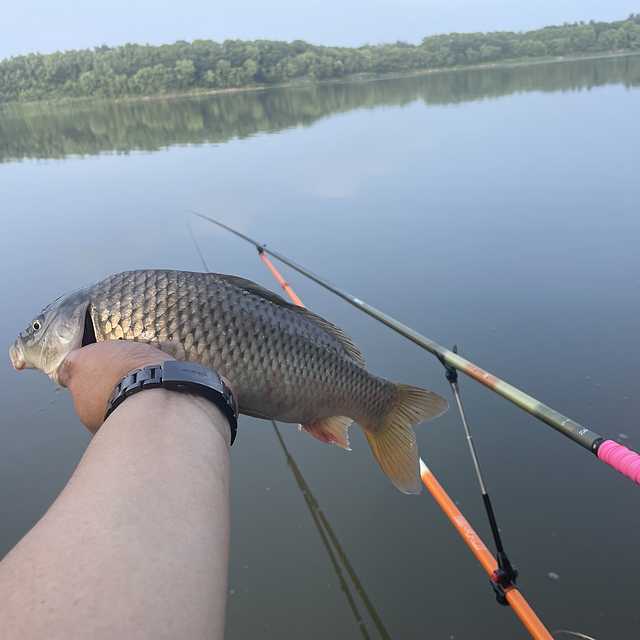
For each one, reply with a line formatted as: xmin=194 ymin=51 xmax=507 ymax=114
xmin=10 ymin=269 xmax=448 ymax=493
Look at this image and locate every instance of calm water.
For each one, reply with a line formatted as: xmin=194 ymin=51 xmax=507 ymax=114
xmin=1 ymin=55 xmax=639 ymax=639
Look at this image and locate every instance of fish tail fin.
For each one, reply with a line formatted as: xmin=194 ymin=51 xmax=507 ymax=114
xmin=361 ymin=383 xmax=448 ymax=494
xmin=303 ymin=416 xmax=353 ymax=450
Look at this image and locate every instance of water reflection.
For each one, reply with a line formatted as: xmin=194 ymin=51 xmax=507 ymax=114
xmin=0 ymin=54 xmax=638 ymax=164
xmin=271 ymin=421 xmax=390 ymax=640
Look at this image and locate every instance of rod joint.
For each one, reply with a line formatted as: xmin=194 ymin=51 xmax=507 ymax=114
xmin=436 ymin=345 xmax=459 ymax=384
xmin=591 ymin=437 xmax=605 ymax=454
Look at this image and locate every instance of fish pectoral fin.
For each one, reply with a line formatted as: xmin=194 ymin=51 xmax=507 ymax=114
xmin=303 ymin=416 xmax=353 ymax=451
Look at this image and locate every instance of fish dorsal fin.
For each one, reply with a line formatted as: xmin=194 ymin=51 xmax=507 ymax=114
xmin=218 ymin=274 xmax=366 ymax=367
xmin=295 ymin=308 xmax=365 ymax=366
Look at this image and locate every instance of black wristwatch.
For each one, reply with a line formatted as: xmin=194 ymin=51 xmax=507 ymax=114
xmin=104 ymin=361 xmax=238 ymax=445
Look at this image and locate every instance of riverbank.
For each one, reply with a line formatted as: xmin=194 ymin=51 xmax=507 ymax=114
xmin=2 ymin=49 xmax=639 ymax=114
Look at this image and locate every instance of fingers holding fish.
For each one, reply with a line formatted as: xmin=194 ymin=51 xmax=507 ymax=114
xmin=58 ymin=341 xmax=179 ymax=433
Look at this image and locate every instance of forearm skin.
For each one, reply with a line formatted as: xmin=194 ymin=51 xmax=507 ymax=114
xmin=0 ymin=389 xmax=230 ymax=640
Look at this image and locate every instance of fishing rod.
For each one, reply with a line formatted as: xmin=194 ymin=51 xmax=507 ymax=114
xmin=249 ymin=243 xmax=553 ymax=640
xmin=187 ymin=211 xmax=640 ymax=486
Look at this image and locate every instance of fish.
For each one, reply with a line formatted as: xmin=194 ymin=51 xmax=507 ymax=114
xmin=10 ymin=270 xmax=447 ymax=493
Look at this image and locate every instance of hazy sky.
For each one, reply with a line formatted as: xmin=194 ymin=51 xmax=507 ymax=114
xmin=1 ymin=0 xmax=637 ymax=61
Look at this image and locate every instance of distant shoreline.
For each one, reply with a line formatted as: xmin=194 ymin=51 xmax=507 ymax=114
xmin=3 ymin=50 xmax=640 ymax=113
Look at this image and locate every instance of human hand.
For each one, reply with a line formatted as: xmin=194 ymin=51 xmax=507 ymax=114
xmin=57 ymin=341 xmax=178 ymax=434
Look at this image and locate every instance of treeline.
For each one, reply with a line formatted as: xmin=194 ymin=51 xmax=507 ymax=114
xmin=1 ymin=15 xmax=639 ymax=105
xmin=2 ymin=54 xmax=638 ymax=163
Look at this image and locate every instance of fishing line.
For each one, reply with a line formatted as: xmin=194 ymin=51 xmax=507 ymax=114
xmin=186 ymin=221 xmax=210 ymax=273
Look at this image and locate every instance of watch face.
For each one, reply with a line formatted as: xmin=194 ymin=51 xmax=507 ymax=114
xmin=161 ymin=360 xmax=224 ymax=391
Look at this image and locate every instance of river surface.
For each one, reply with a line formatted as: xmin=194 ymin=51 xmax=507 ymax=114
xmin=1 ymin=54 xmax=639 ymax=639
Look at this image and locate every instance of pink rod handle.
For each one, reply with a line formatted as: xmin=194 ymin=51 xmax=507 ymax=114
xmin=597 ymin=440 xmax=640 ymax=484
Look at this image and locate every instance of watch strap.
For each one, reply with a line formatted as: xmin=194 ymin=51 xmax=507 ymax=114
xmin=104 ymin=361 xmax=238 ymax=445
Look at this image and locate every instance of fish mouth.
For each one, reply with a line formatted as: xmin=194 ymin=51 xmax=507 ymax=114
xmin=9 ymin=343 xmax=26 ymax=371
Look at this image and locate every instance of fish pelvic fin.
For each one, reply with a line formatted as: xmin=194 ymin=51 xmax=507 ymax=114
xmin=361 ymin=383 xmax=448 ymax=495
xmin=303 ymin=416 xmax=353 ymax=451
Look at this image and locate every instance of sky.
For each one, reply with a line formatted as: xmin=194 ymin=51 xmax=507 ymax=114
xmin=1 ymin=0 xmax=638 ymax=61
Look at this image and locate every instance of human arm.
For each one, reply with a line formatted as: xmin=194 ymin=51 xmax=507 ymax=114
xmin=0 ymin=341 xmax=232 ymax=640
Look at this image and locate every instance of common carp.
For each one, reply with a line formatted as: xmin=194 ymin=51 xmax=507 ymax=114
xmin=9 ymin=270 xmax=447 ymax=493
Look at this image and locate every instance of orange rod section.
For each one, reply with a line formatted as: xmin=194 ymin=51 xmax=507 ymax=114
xmin=258 ymin=253 xmax=552 ymax=640
xmin=420 ymin=463 xmax=553 ymax=640
xmin=420 ymin=462 xmax=496 ymax=573
xmin=259 ymin=253 xmax=305 ymax=307
xmin=505 ymin=590 xmax=555 ymax=640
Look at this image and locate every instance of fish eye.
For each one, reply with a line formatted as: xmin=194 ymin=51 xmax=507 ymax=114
xmin=32 ymin=320 xmax=41 ymax=331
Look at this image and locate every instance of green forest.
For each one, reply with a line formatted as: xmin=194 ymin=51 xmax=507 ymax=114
xmin=1 ymin=15 xmax=639 ymax=106
xmin=3 ymin=55 xmax=637 ymax=163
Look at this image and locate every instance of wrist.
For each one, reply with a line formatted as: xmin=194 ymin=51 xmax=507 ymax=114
xmin=105 ymin=361 xmax=238 ymax=445
xmin=182 ymin=392 xmax=233 ymax=446
xmin=105 ymin=387 xmax=233 ymax=447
